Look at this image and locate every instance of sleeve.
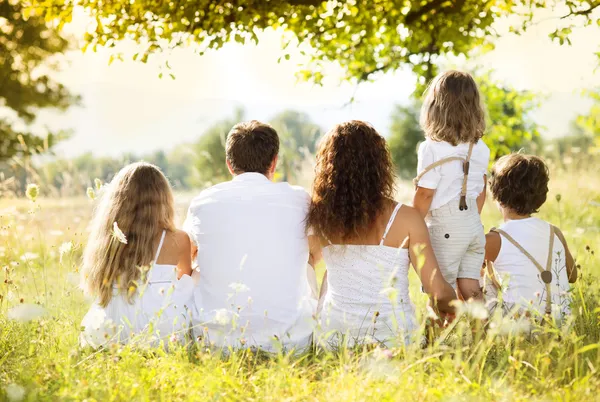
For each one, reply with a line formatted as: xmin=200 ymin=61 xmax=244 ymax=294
xmin=182 ymin=204 xmax=199 ymax=247
xmin=416 ymin=141 xmax=442 ymax=189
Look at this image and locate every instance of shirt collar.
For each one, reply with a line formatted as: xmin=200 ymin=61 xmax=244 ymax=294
xmin=232 ymin=172 xmax=271 ymax=183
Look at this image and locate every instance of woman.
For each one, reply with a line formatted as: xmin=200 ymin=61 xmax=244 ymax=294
xmin=307 ymin=120 xmax=456 ymax=347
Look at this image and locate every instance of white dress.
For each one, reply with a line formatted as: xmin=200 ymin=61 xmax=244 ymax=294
xmin=484 ymin=218 xmax=572 ymax=320
xmin=80 ymin=230 xmax=196 ymax=348
xmin=318 ymin=204 xmax=417 ymax=347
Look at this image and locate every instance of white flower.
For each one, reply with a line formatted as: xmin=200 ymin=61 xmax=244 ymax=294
xmin=20 ymin=252 xmax=39 ymax=262
xmin=169 ymin=333 xmax=179 ymax=343
xmin=214 ymin=309 xmax=234 ymax=325
xmin=425 ymin=305 xmax=439 ymax=320
xmin=5 ymin=383 xmax=25 ymax=402
xmin=59 ymin=242 xmax=73 ymax=258
xmin=112 ymin=222 xmax=128 ymax=244
xmin=229 ymin=282 xmax=250 ymax=293
xmin=454 ymin=300 xmax=489 ymax=320
xmin=8 ymin=304 xmax=47 ymax=322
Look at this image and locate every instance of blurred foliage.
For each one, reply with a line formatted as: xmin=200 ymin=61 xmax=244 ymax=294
xmin=574 ymin=89 xmax=600 ymax=146
xmin=30 ymin=1 xmax=600 ymax=86
xmin=271 ymin=110 xmax=322 ymax=182
xmin=0 ymin=0 xmax=78 ymax=162
xmin=388 ymin=71 xmax=541 ymax=177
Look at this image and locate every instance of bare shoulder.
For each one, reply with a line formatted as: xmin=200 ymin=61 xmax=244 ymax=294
xmin=397 ymin=204 xmax=426 ymax=228
xmin=484 ymin=231 xmax=501 ymax=262
xmin=173 ymin=230 xmax=191 ymax=248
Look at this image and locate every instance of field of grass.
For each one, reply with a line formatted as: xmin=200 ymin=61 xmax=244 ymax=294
xmin=1 ymin=169 xmax=600 ymax=401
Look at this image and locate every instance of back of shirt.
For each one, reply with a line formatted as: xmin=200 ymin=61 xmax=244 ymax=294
xmin=416 ymin=139 xmax=490 ymax=211
xmin=183 ymin=172 xmax=315 ymax=350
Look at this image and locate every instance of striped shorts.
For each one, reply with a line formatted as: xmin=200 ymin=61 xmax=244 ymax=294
xmin=426 ymin=198 xmax=485 ymax=284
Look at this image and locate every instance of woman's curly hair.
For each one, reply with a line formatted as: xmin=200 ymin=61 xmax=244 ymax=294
xmin=489 ymin=153 xmax=549 ymax=216
xmin=306 ymin=121 xmax=395 ymax=242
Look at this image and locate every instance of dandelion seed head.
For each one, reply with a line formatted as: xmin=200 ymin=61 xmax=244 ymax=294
xmin=5 ymin=383 xmax=25 ymax=402
xmin=112 ymin=222 xmax=128 ymax=244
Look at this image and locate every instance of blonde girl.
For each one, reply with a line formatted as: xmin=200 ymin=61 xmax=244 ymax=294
xmin=80 ymin=162 xmax=194 ymax=348
xmin=413 ymin=70 xmax=490 ymax=300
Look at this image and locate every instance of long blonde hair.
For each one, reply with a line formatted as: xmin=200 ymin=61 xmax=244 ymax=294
xmin=82 ymin=162 xmax=176 ymax=307
xmin=420 ymin=70 xmax=486 ymax=146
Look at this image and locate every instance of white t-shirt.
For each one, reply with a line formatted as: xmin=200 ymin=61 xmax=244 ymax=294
xmin=416 ymin=139 xmax=490 ymax=211
xmin=183 ymin=172 xmax=316 ymax=351
xmin=490 ymin=217 xmax=571 ymax=318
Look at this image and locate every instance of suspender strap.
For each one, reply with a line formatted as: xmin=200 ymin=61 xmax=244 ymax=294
xmin=492 ymin=225 xmax=556 ymax=315
xmin=413 ymin=142 xmax=476 ymax=211
xmin=459 ymin=142 xmax=475 ymax=211
xmin=413 ymin=157 xmax=465 ymax=187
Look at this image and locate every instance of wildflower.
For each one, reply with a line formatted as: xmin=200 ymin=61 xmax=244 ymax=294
xmin=555 ymin=194 xmax=562 ymax=202
xmin=20 ymin=252 xmax=39 ymax=262
xmin=169 ymin=333 xmax=178 ymax=343
xmin=214 ymin=309 xmax=234 ymax=325
xmin=5 ymin=383 xmax=25 ymax=402
xmin=8 ymin=303 xmax=47 ymax=322
xmin=112 ymin=222 xmax=128 ymax=244
xmin=159 ymin=287 xmax=165 ymax=296
xmin=453 ymin=300 xmax=489 ymax=320
xmin=59 ymin=242 xmax=73 ymax=259
xmin=94 ymin=178 xmax=103 ymax=190
xmin=534 ymin=291 xmax=541 ymax=298
xmin=86 ymin=187 xmax=96 ymax=200
xmin=229 ymin=282 xmax=250 ymax=293
xmin=25 ymin=184 xmax=39 ymax=202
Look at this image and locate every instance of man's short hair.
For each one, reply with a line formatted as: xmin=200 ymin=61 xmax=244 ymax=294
xmin=489 ymin=153 xmax=549 ymax=216
xmin=226 ymin=120 xmax=280 ymax=175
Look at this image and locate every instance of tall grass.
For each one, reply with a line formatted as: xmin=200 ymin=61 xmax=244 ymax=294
xmin=1 ymin=168 xmax=599 ymax=401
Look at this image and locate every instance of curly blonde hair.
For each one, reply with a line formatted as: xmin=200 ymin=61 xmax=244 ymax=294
xmin=420 ymin=70 xmax=485 ymax=145
xmin=306 ymin=121 xmax=395 ymax=242
xmin=82 ymin=162 xmax=176 ymax=307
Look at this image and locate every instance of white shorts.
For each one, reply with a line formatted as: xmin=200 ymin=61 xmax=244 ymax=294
xmin=426 ymin=198 xmax=485 ymax=284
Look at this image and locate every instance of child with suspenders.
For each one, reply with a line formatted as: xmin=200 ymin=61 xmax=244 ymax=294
xmin=413 ymin=71 xmax=490 ymax=301
xmin=482 ymin=154 xmax=577 ymax=321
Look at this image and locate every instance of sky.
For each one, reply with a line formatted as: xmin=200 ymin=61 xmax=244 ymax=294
xmin=33 ymin=6 xmax=600 ymax=157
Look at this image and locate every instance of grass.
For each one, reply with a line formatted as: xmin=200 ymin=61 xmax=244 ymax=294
xmin=1 ymin=168 xmax=600 ymax=401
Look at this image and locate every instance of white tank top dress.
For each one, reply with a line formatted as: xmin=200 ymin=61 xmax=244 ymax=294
xmin=80 ymin=230 xmax=196 ymax=348
xmin=318 ymin=204 xmax=417 ymax=347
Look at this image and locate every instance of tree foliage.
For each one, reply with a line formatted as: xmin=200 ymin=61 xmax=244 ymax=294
xmin=32 ymin=1 xmax=600 ymax=85
xmin=0 ymin=0 xmax=78 ymax=162
xmin=270 ymin=110 xmax=322 ymax=182
xmin=387 ymin=102 xmax=422 ymax=179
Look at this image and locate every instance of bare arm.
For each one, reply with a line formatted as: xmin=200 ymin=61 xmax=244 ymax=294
xmin=176 ymin=231 xmax=193 ymax=279
xmin=406 ymin=207 xmax=457 ymax=313
xmin=308 ymin=235 xmax=323 ymax=269
xmin=413 ymin=186 xmax=435 ymax=219
xmin=555 ymin=227 xmax=577 ymax=283
xmin=477 ymin=174 xmax=487 ymax=214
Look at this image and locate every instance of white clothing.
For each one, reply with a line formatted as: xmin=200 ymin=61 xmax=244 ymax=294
xmin=318 ymin=204 xmax=417 ymax=347
xmin=183 ymin=173 xmax=316 ymax=351
xmin=80 ymin=231 xmax=196 ymax=348
xmin=426 ymin=198 xmax=485 ymax=282
xmin=416 ymin=139 xmax=490 ymax=211
xmin=486 ymin=218 xmax=571 ymax=319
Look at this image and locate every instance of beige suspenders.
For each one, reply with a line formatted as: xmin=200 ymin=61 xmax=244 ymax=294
xmin=413 ymin=142 xmax=475 ymax=211
xmin=490 ymin=225 xmax=556 ymax=316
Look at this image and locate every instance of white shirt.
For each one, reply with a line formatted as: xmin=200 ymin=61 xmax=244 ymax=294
xmin=416 ymin=139 xmax=490 ymax=211
xmin=183 ymin=173 xmax=316 ymax=351
xmin=490 ymin=217 xmax=571 ymax=318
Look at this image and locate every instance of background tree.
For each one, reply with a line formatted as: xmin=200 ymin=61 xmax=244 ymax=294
xmin=387 ymin=102 xmax=422 ymax=179
xmin=0 ymin=1 xmax=78 ymax=162
xmin=270 ymin=110 xmax=322 ymax=183
xmin=36 ymin=1 xmax=600 ymax=86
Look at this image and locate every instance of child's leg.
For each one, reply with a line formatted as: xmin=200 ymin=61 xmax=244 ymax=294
xmin=458 ymin=219 xmax=486 ymax=302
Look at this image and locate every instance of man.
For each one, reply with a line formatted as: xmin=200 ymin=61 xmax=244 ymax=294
xmin=184 ymin=120 xmax=317 ymax=351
